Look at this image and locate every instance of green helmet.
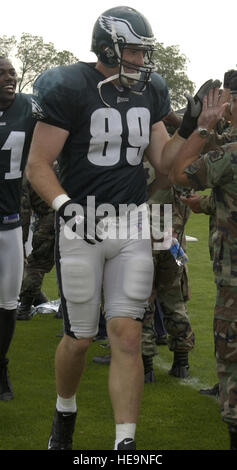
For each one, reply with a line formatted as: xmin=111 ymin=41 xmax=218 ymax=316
xmin=91 ymin=6 xmax=156 ymax=90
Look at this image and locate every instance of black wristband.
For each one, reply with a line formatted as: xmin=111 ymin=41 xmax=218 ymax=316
xmin=178 ymin=117 xmax=197 ymax=139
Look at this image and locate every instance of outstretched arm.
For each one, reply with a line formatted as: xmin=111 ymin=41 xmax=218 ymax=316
xmin=168 ymin=88 xmax=229 ymax=186
xmin=146 ymin=79 xmax=222 ymax=175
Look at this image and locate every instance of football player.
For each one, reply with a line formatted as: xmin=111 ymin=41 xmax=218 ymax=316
xmin=26 ymin=6 xmax=213 ymax=450
xmin=0 ymin=57 xmax=38 ymax=400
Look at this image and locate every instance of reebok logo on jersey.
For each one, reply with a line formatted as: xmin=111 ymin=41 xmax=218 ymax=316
xmin=117 ymin=97 xmax=129 ymax=103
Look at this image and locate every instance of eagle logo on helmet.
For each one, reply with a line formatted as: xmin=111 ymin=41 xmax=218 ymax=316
xmin=99 ymin=15 xmax=154 ymax=46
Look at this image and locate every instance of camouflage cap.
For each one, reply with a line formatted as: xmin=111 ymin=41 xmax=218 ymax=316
xmin=223 ymin=69 xmax=236 ymax=88
xmin=229 ymin=72 xmax=237 ymax=95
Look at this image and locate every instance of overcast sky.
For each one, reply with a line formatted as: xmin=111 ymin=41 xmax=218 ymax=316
xmin=1 ymin=0 xmax=236 ymax=90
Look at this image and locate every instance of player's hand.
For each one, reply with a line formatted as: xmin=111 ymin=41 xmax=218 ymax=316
xmin=178 ymin=79 xmax=222 ymax=139
xmin=58 ymin=200 xmax=104 ymax=244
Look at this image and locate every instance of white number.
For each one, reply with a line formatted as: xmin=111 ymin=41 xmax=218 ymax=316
xmin=88 ymin=108 xmax=122 ymax=166
xmin=88 ymin=107 xmax=150 ymax=167
xmin=126 ymin=107 xmax=150 ymax=165
xmin=1 ymin=131 xmax=26 ymax=179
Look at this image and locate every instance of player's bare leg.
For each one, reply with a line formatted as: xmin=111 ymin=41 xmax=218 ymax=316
xmin=55 ymin=334 xmax=91 ymax=397
xmin=107 ymin=317 xmax=144 ymax=450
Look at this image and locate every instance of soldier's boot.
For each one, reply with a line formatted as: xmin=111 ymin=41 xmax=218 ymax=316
xmin=33 ymin=291 xmax=48 ymax=306
xmin=228 ymin=424 xmax=237 ymax=450
xmin=0 ymin=358 xmax=13 ymax=401
xmin=199 ymin=383 xmax=219 ymax=397
xmin=16 ymin=296 xmax=34 ymax=320
xmin=169 ymin=351 xmax=189 ymax=378
xmin=142 ymin=355 xmax=155 ymax=383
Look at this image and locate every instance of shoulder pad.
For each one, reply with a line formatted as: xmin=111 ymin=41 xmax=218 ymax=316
xmin=150 ymin=72 xmax=168 ymax=92
xmin=34 ymin=63 xmax=87 ymax=96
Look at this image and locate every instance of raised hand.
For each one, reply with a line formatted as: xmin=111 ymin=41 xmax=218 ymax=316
xmin=197 ymin=87 xmax=229 ymax=132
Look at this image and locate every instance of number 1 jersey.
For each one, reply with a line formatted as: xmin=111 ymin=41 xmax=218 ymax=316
xmin=0 ymin=94 xmax=37 ymax=230
xmin=34 ymin=62 xmax=171 ymax=209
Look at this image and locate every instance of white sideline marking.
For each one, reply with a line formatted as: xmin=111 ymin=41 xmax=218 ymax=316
xmin=154 ymin=356 xmax=217 ymax=397
xmin=186 ymin=235 xmax=198 ymax=242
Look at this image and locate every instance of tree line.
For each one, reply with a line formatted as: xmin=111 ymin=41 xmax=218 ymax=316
xmin=0 ymin=33 xmax=194 ymax=109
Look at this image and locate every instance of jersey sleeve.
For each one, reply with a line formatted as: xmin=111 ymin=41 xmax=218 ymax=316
xmin=33 ymin=67 xmax=80 ymax=131
xmin=150 ymin=73 xmax=171 ymax=123
xmin=184 ymin=145 xmax=235 ymax=190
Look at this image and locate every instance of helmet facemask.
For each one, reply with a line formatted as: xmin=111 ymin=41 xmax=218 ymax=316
xmin=115 ymin=43 xmax=156 ymax=92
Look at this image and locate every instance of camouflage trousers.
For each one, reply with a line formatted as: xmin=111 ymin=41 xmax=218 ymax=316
xmin=141 ymin=303 xmax=158 ymax=357
xmin=20 ymin=178 xmax=55 ymax=300
xmin=214 ymin=285 xmax=237 ymax=425
xmin=156 ymin=251 xmax=194 ymax=353
xmin=20 ymin=212 xmax=55 ymax=299
xmin=141 ymin=250 xmax=194 ymax=357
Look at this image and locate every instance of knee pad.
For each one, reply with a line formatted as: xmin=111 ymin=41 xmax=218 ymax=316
xmin=60 ymin=257 xmax=95 ymax=303
xmin=123 ymin=257 xmax=154 ymax=301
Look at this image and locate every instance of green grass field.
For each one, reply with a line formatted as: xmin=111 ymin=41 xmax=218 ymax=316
xmin=0 ymin=204 xmax=230 ymax=450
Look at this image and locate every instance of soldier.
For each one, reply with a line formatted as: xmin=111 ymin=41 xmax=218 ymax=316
xmin=154 ymin=186 xmax=194 ymax=377
xmin=16 ymin=175 xmax=55 ymax=320
xmin=169 ymin=76 xmax=237 ymax=450
xmin=180 ymin=73 xmax=237 ymax=395
xmin=144 ymin=159 xmax=195 ymax=379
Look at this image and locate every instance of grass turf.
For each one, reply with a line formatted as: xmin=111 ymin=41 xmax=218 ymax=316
xmin=0 ymin=200 xmax=230 ymax=450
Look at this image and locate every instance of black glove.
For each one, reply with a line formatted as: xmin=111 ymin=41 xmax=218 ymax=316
xmin=224 ymin=70 xmax=236 ymax=89
xmin=58 ymin=200 xmax=104 ymax=245
xmin=178 ymin=79 xmax=222 ymax=139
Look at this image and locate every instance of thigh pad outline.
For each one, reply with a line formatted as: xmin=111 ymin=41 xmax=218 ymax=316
xmin=60 ymin=257 xmax=95 ymax=303
xmin=123 ymin=257 xmax=154 ymax=301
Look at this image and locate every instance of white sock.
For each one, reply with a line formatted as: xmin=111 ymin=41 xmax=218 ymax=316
xmin=56 ymin=394 xmax=77 ymax=414
xmin=114 ymin=423 xmax=136 ymax=449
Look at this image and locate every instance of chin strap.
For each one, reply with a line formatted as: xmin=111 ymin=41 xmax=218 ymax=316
xmin=97 ymin=71 xmax=143 ymax=106
xmin=97 ymin=74 xmax=120 ymax=107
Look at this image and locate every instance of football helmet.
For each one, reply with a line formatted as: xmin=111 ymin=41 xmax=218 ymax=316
xmin=91 ymin=6 xmax=156 ymax=92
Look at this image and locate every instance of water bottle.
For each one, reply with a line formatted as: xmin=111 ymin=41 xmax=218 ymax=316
xmin=169 ymin=238 xmax=188 ymax=266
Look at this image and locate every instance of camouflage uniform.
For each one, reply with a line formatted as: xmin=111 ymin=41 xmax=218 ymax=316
xmin=198 ymin=191 xmax=216 ymax=261
xmin=184 ymin=139 xmax=237 ymax=426
xmin=197 ymin=125 xmax=237 ymax=261
xmin=19 ymin=174 xmax=55 ymax=304
xmin=216 ymin=122 xmax=237 ymax=145
xmin=142 ymin=161 xmax=194 ymax=360
xmin=154 ymin=186 xmax=194 ymax=354
xmin=141 ymin=300 xmax=158 ymax=358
